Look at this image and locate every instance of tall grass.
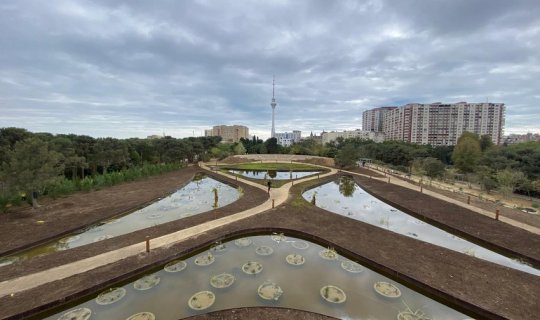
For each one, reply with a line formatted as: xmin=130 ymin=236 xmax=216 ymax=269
xmin=1 ymin=163 xmax=185 ymax=211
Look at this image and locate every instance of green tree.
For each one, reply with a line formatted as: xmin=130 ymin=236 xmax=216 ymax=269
xmin=1 ymin=138 xmax=64 ymax=207
xmin=480 ymin=135 xmax=494 ymax=152
xmin=233 ymin=142 xmax=246 ymax=155
xmin=452 ymin=132 xmax=481 ymax=173
xmin=496 ymin=169 xmax=526 ymax=198
xmin=264 ymin=138 xmax=280 ymax=154
xmin=335 ymin=143 xmax=359 ymax=169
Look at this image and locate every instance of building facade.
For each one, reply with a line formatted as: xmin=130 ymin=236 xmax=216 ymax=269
xmin=205 ymin=125 xmax=249 ymax=143
xmin=377 ymin=102 xmax=505 ymax=146
xmin=275 ymin=130 xmax=301 ymax=146
xmin=362 ymin=106 xmax=397 ymax=132
xmin=321 ymin=130 xmax=385 ymax=144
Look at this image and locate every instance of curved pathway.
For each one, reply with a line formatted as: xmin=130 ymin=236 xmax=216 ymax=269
xmin=341 ymin=166 xmax=540 ymax=235
xmin=0 ymin=162 xmax=337 ymax=298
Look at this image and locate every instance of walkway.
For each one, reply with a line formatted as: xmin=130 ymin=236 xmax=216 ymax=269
xmin=342 ymin=166 xmax=540 ymax=236
xmin=0 ymin=163 xmax=337 ymax=298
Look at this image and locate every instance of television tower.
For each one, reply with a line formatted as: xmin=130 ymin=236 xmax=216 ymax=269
xmin=270 ymin=75 xmax=277 ymax=138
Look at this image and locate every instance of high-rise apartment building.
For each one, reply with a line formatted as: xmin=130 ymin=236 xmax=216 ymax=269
xmin=275 ymin=130 xmax=301 ymax=146
xmin=205 ymin=125 xmax=249 ymax=143
xmin=379 ymin=102 xmax=505 ymax=146
xmin=362 ymin=106 xmax=397 ymax=132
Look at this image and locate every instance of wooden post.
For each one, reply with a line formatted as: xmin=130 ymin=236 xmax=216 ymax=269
xmin=420 ymin=185 xmax=423 ymax=193
xmin=272 ymin=199 xmax=275 ymax=208
xmin=291 ymin=180 xmax=294 ymax=185
xmin=495 ymin=209 xmax=500 ymax=221
xmin=318 ymin=173 xmax=320 ymax=179
xmin=467 ymin=196 xmax=471 ymax=205
xmin=235 ymin=176 xmax=237 ymax=181
xmin=145 ymin=236 xmax=150 ymax=253
xmin=387 ymin=177 xmax=390 ymax=183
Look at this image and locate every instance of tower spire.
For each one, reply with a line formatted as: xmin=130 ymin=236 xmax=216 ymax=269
xmin=270 ymin=75 xmax=277 ymax=139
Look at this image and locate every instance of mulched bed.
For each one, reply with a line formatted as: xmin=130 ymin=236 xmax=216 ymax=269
xmin=1 ymin=170 xmax=539 ymax=320
xmin=352 ymin=175 xmax=540 ymax=266
xmin=0 ymin=169 xmax=268 ymax=281
xmin=183 ymin=307 xmax=337 ymax=320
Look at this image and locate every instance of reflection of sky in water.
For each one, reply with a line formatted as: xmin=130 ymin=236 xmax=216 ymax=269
xmin=228 ymin=170 xmax=320 ymax=180
xmin=303 ymin=176 xmax=540 ymax=276
xmin=44 ymin=235 xmax=468 ymax=320
xmin=0 ymin=176 xmax=240 ymax=265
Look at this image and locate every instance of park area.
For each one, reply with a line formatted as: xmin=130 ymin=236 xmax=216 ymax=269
xmin=0 ymin=155 xmax=539 ymax=320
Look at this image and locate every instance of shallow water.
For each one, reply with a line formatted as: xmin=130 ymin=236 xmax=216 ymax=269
xmin=0 ymin=175 xmax=240 ymax=266
xmin=228 ymin=169 xmax=320 ymax=180
xmin=45 ymin=235 xmax=469 ymax=320
xmin=302 ymin=176 xmax=540 ymax=276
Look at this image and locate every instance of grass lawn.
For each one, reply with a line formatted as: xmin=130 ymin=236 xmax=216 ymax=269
xmin=218 ymin=162 xmax=329 ymax=188
xmin=218 ymin=162 xmax=320 ymax=171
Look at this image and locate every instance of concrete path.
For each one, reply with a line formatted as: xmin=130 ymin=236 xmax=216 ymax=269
xmin=0 ymin=163 xmax=337 ymax=298
xmin=343 ymin=167 xmax=540 ymax=236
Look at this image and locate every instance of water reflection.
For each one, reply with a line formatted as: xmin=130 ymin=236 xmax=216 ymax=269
xmin=303 ymin=176 xmax=540 ymax=276
xmin=0 ymin=175 xmax=240 ymax=266
xmin=228 ymin=170 xmax=320 ymax=180
xmin=335 ymin=176 xmax=356 ymax=197
xmin=45 ymin=235 xmax=468 ymax=320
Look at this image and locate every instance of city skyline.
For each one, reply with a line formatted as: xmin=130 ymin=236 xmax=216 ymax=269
xmin=1 ymin=1 xmax=539 ymax=139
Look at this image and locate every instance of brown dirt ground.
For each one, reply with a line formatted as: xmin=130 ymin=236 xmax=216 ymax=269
xmin=390 ymin=172 xmax=540 ymax=229
xmin=183 ymin=307 xmax=337 ymax=320
xmin=1 ymin=169 xmax=539 ymax=319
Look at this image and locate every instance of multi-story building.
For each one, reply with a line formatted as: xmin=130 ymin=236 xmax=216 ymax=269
xmin=205 ymin=125 xmax=249 ymax=143
xmin=504 ymin=133 xmax=540 ymax=144
xmin=379 ymin=102 xmax=505 ymax=146
xmin=362 ymin=106 xmax=397 ymax=132
xmin=321 ymin=130 xmax=385 ymax=144
xmin=275 ymin=130 xmax=301 ymax=146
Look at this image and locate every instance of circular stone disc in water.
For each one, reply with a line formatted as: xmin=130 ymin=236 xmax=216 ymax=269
xmin=255 ymin=246 xmax=274 ymax=256
xmin=188 ymin=291 xmax=215 ymax=311
xmin=374 ymin=281 xmax=401 ymax=298
xmin=341 ymin=260 xmax=364 ymax=273
xmin=242 ymin=261 xmax=263 ymax=275
xmin=210 ymin=243 xmax=227 ymax=254
xmin=319 ymin=249 xmax=338 ymax=260
xmin=286 ymin=254 xmax=305 ymax=266
xmin=210 ymin=273 xmax=235 ymax=288
xmin=234 ymin=238 xmax=252 ymax=247
xmin=59 ymin=235 xmax=81 ymax=244
xmin=194 ymin=254 xmax=215 ymax=266
xmin=93 ymin=235 xmax=113 ymax=242
xmin=133 ymin=274 xmax=160 ymax=290
xmin=146 ymin=212 xmax=164 ymax=219
xmin=320 ymin=285 xmax=346 ymax=304
xmin=126 ymin=312 xmax=155 ymax=320
xmin=57 ymin=307 xmax=92 ymax=320
xmin=257 ymin=281 xmax=283 ymax=301
xmin=291 ymin=240 xmax=309 ymax=250
xmin=397 ymin=311 xmax=430 ymax=320
xmin=95 ymin=287 xmax=126 ymax=305
xmin=164 ymin=260 xmax=187 ymax=272
xmin=271 ymin=234 xmax=287 ymax=243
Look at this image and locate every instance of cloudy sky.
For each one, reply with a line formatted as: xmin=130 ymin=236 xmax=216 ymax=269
xmin=1 ymin=0 xmax=539 ymax=139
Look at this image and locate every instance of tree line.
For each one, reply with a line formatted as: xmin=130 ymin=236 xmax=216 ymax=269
xmin=0 ymin=127 xmax=222 ymax=208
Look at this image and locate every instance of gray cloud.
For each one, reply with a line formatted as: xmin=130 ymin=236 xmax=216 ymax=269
xmin=0 ymin=0 xmax=539 ymax=139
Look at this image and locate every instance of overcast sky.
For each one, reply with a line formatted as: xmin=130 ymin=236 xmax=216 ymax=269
xmin=1 ymin=0 xmax=539 ymax=139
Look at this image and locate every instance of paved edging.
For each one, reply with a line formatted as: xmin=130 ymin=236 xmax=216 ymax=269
xmin=0 ymin=163 xmax=337 ymax=298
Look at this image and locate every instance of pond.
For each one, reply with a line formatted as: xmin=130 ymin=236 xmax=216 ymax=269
xmin=302 ymin=176 xmax=540 ymax=276
xmin=228 ymin=169 xmax=320 ymax=180
xmin=0 ymin=174 xmax=240 ymax=267
xmin=44 ymin=234 xmax=469 ymax=320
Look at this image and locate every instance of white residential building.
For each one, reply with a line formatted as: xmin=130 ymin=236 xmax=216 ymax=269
xmin=321 ymin=130 xmax=385 ymax=144
xmin=362 ymin=106 xmax=397 ymax=132
xmin=380 ymin=102 xmax=505 ymax=146
xmin=275 ymin=130 xmax=301 ymax=146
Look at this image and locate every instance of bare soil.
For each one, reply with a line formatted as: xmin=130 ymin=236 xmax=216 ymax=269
xmin=1 ymin=168 xmax=539 ymax=320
